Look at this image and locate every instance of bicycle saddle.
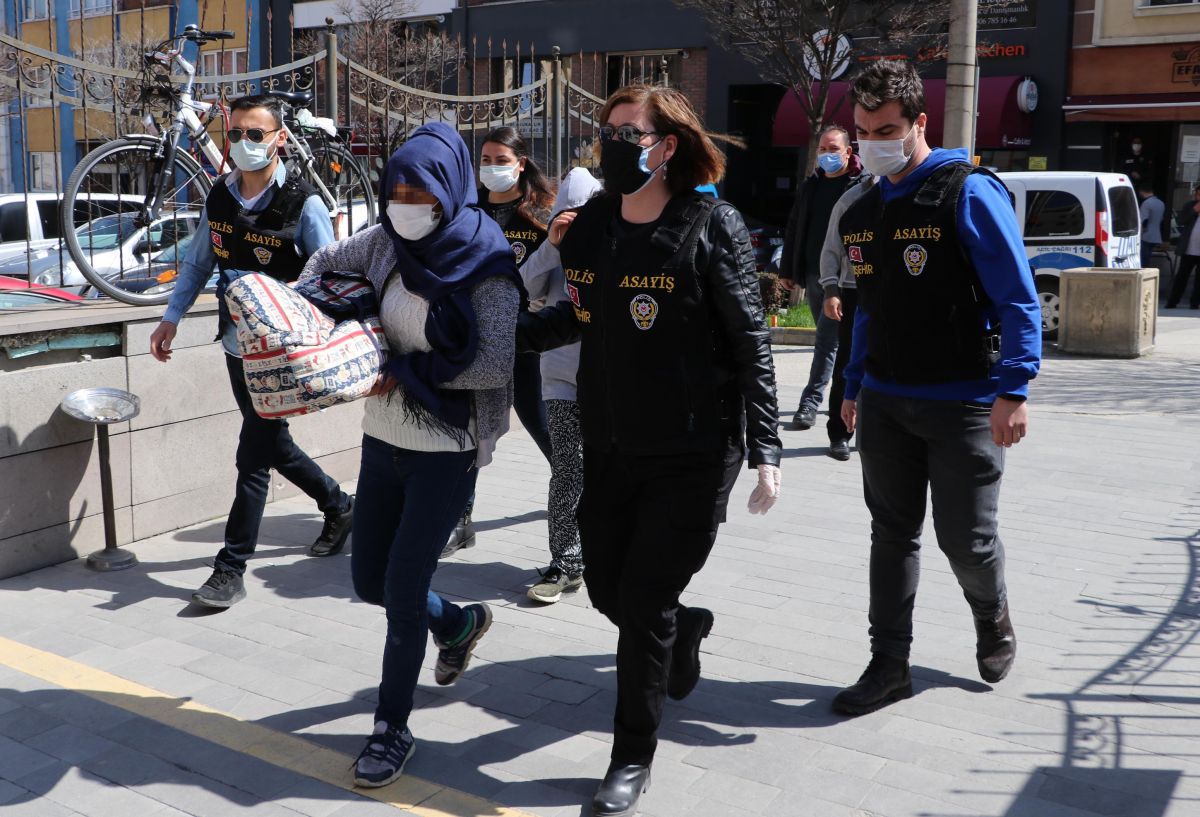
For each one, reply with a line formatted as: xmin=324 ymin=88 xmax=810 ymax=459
xmin=271 ymin=90 xmax=314 ymax=108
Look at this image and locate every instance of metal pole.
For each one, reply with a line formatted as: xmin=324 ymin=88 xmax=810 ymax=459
xmin=325 ymin=17 xmax=338 ymax=125
xmin=970 ymin=63 xmax=981 ymax=160
xmin=86 ymin=424 xmax=137 ymax=571
xmin=943 ymin=0 xmax=978 ymax=151
xmin=552 ymin=46 xmax=562 ymax=180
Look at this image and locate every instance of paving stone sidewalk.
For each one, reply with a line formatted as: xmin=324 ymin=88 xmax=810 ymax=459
xmin=1 ymin=317 xmax=1198 ymax=817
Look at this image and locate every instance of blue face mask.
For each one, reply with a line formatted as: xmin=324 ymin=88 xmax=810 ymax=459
xmin=818 ymin=152 xmax=846 ymax=174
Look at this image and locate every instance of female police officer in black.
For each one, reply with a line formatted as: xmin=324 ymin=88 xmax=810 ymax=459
xmin=519 ymin=85 xmax=781 ymax=817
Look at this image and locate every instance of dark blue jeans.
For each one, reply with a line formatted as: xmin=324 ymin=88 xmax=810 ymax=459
xmin=800 ymin=274 xmax=839 ymax=412
xmin=857 ymin=387 xmax=1008 ymax=660
xmin=215 ymin=355 xmax=346 ymax=576
xmin=352 ymin=435 xmax=478 ymax=728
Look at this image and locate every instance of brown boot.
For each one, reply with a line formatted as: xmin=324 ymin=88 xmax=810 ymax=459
xmin=975 ymin=601 xmax=1016 ymax=683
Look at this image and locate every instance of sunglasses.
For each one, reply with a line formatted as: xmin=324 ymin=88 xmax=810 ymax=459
xmin=599 ymin=125 xmax=660 ymax=145
xmin=227 ymin=127 xmax=282 ymax=144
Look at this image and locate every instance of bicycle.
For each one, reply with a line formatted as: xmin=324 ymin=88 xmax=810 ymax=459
xmin=60 ymin=24 xmax=375 ymax=305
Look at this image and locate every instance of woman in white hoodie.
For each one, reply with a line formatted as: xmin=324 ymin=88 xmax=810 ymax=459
xmin=518 ymin=168 xmax=603 ymax=603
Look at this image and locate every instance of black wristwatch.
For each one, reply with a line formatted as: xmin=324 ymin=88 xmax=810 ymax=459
xmin=998 ymin=393 xmax=1027 ymax=403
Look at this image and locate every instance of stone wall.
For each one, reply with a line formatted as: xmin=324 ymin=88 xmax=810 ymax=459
xmin=0 ymin=299 xmax=364 ymax=579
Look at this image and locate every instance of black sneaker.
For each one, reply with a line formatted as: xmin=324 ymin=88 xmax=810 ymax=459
xmin=668 ymin=607 xmax=714 ymax=700
xmin=191 ymin=569 xmax=245 ymax=608
xmin=527 ymin=565 xmax=584 ymax=604
xmin=790 ymin=405 xmax=817 ymax=430
xmin=353 ymin=720 xmax=415 ymax=788
xmin=310 ymin=495 xmax=354 ymax=557
xmin=832 ymin=653 xmax=912 ymax=716
xmin=440 ymin=511 xmax=476 ymax=559
xmin=434 ymin=603 xmax=492 ymax=685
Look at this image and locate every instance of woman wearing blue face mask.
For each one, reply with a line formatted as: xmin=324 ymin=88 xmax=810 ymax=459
xmin=301 ymin=122 xmax=523 ymax=788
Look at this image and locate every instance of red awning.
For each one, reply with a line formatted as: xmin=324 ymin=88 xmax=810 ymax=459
xmin=773 ymin=76 xmax=1032 ymax=150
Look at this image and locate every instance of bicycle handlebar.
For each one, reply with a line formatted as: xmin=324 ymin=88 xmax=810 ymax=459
xmin=181 ymin=24 xmax=235 ymax=43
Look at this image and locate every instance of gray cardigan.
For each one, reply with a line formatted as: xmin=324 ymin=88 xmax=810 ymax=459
xmin=820 ymin=174 xmax=876 ymax=295
xmin=301 ymin=225 xmax=519 ymax=467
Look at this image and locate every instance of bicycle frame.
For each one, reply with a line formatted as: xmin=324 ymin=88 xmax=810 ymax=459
xmin=142 ymin=39 xmax=344 ymax=220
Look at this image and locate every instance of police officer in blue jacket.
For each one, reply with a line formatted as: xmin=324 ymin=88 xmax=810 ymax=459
xmin=832 ymin=61 xmax=1042 ymax=715
xmin=149 ymin=95 xmax=354 ymax=609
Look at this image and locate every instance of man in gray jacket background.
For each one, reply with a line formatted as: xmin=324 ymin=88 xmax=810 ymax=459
xmin=1138 ymin=182 xmax=1165 ymax=270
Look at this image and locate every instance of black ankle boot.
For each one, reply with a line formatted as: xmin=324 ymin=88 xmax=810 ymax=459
xmin=975 ymin=601 xmax=1016 ymax=683
xmin=832 ymin=653 xmax=912 ymax=716
xmin=592 ymin=762 xmax=651 ymax=817
xmin=440 ymin=511 xmax=476 ymax=559
xmin=668 ymin=607 xmax=714 ymax=700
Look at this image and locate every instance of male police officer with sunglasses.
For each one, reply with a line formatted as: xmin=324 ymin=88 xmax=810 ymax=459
xmin=149 ymin=94 xmax=354 ymax=608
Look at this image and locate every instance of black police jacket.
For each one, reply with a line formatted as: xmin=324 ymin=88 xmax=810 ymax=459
xmin=518 ymin=192 xmax=781 ymax=468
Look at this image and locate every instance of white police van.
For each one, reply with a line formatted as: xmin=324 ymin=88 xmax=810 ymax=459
xmin=998 ymin=171 xmax=1141 ymax=340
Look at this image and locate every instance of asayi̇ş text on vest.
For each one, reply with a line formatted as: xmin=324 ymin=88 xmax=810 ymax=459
xmin=838 ymin=162 xmax=1003 ymax=384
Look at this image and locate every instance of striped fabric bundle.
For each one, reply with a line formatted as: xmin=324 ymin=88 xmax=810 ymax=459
xmin=225 ymin=273 xmax=388 ymax=419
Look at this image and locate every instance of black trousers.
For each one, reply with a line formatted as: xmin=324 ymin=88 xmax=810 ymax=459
xmin=1166 ymin=254 xmax=1200 ymax=308
xmin=578 ymin=442 xmax=743 ymax=765
xmin=826 ymin=287 xmax=858 ymax=444
xmin=214 ymin=355 xmax=346 ymax=576
xmin=857 ymin=387 xmax=1008 ymax=659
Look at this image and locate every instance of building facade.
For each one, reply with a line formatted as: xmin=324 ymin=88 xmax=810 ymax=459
xmin=1067 ymin=0 xmax=1200 ymax=211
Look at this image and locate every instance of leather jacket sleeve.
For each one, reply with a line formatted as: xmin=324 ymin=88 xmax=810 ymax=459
xmin=516 ymin=300 xmax=581 ymax=353
xmin=701 ymin=204 xmax=782 ymax=468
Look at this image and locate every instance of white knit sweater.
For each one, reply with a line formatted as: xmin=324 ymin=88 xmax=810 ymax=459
xmin=362 ymin=276 xmax=479 ymax=452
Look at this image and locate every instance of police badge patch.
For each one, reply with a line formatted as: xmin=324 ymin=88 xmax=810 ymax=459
xmin=903 ymin=243 xmax=928 ymax=277
xmin=630 ymin=293 xmax=658 ymax=331
xmin=253 ymin=246 xmax=274 ymax=266
xmin=511 ymin=242 xmax=527 ymax=265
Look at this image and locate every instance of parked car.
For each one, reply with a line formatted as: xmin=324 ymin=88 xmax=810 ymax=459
xmin=0 ymin=192 xmax=146 ymax=268
xmin=998 ymin=171 xmax=1141 ymax=340
xmin=743 ymin=216 xmax=785 ymax=273
xmin=0 ymin=211 xmax=202 ymax=293
xmin=84 ymin=232 xmax=217 ymax=297
xmin=0 ymin=275 xmax=83 ymax=308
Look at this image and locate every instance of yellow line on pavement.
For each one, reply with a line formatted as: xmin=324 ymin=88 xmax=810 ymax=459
xmin=0 ymin=636 xmax=538 ymax=817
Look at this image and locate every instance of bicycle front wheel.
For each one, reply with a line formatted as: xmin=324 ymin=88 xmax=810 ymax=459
xmin=308 ymin=141 xmax=376 ymax=236
xmin=62 ymin=136 xmax=212 ymax=305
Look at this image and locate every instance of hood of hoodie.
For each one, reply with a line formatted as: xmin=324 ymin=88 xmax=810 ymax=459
xmin=878 ymin=147 xmax=971 ymax=202
xmin=552 ymin=167 xmax=603 ymax=219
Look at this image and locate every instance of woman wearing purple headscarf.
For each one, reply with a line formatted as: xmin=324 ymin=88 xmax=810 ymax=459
xmin=301 ymin=123 xmax=522 ymax=787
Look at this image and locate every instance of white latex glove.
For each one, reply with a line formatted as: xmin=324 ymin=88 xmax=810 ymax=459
xmin=747 ymin=464 xmax=781 ymax=515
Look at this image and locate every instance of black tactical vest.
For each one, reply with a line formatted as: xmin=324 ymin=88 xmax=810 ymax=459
xmin=205 ymin=174 xmax=319 ymax=337
xmin=558 ymin=192 xmax=743 ymax=455
xmin=205 ymin=174 xmax=316 ymax=282
xmin=838 ymin=162 xmax=1002 ymax=384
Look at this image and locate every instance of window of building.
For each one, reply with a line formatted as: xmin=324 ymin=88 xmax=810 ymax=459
xmin=29 ymin=153 xmax=59 ymax=193
xmin=23 ymin=0 xmax=49 ymax=21
xmin=69 ymin=0 xmax=113 ymax=15
xmin=199 ymin=48 xmax=249 ymax=78
xmin=1140 ymin=0 xmax=1200 ymax=6
xmin=1025 ymin=191 xmax=1085 ymax=238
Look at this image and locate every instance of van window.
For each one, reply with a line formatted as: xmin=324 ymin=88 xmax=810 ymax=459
xmin=0 ymin=202 xmax=29 ymax=242
xmin=1108 ymin=186 xmax=1140 ymax=237
xmin=1025 ymin=191 xmax=1085 ymax=238
xmin=37 ymin=200 xmax=60 ymax=239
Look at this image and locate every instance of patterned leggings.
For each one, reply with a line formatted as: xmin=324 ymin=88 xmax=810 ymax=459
xmin=546 ymin=399 xmax=584 ymax=576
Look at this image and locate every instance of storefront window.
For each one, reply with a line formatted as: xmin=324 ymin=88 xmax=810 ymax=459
xmin=1140 ymin=1 xmax=1200 ymax=6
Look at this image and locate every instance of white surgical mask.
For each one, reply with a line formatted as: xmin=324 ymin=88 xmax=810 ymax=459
xmin=387 ymin=203 xmax=440 ymax=241
xmin=480 ymin=164 xmax=521 ymax=193
xmin=857 ymin=125 xmax=917 ymax=178
xmin=1131 ymin=143 xmax=1142 ymax=156
xmin=229 ymin=138 xmax=277 ymax=172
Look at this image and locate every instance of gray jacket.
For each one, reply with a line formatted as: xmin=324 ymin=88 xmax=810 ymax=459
xmin=1140 ymin=194 xmax=1165 ymax=246
xmin=520 ymin=168 xmax=603 ymax=401
xmin=819 ymin=174 xmax=877 ymax=295
xmin=302 ymin=225 xmax=519 ymax=467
